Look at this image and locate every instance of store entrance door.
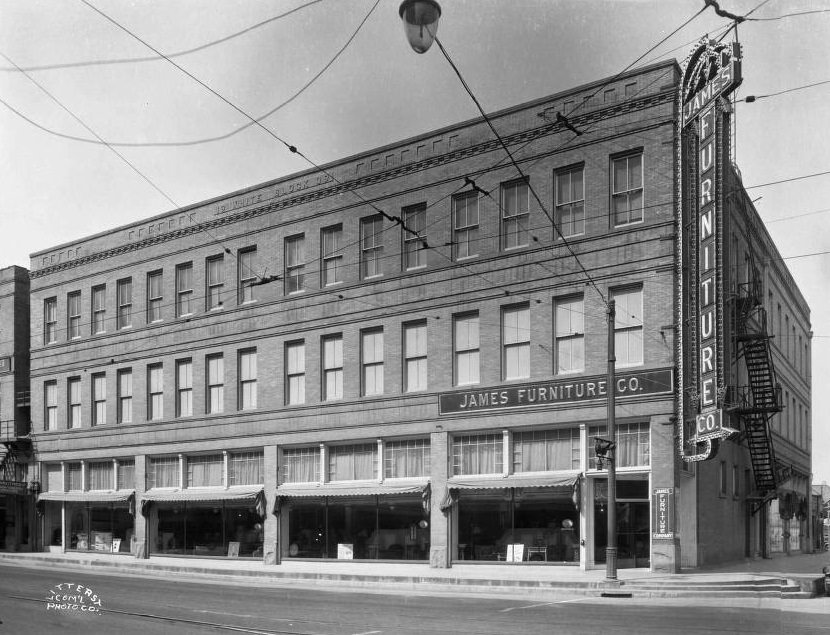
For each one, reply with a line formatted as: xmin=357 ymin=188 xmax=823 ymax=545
xmin=593 ymin=478 xmax=650 ymax=568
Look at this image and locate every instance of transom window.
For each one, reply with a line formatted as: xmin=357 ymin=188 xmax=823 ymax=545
xmin=118 ymin=460 xmax=135 ymax=489
xmin=66 ymin=462 xmax=82 ymax=491
xmin=147 ymin=456 xmax=179 ymax=489
xmin=328 ymin=443 xmax=377 ymax=481
xmin=187 ymin=454 xmax=223 ymax=487
xmin=229 ymin=451 xmax=264 ymax=486
xmin=501 ymin=179 xmax=529 ymax=250
xmin=589 ymin=422 xmax=650 ymax=468
xmin=283 ymin=447 xmax=320 ymax=483
xmin=452 ymin=191 xmax=479 ymax=260
xmin=384 ymin=439 xmax=430 ymax=478
xmin=513 ymin=429 xmax=580 ymax=472
xmin=555 ymin=166 xmax=585 ymax=237
xmin=88 ymin=462 xmax=114 ymax=490
xmin=612 ymin=153 xmax=643 ymax=225
xmin=452 ymin=434 xmax=503 ymax=476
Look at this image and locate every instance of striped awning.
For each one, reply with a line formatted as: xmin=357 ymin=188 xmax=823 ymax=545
xmin=276 ymin=481 xmax=429 ymax=498
xmin=38 ymin=490 xmax=135 ymax=504
xmin=141 ymin=485 xmax=263 ymax=503
xmin=447 ymin=471 xmax=580 ymax=491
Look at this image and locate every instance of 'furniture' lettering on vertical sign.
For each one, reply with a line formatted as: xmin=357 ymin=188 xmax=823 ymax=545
xmin=652 ymin=488 xmax=675 ymax=539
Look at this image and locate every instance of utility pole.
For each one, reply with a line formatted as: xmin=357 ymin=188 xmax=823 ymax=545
xmin=606 ymin=299 xmax=618 ymax=581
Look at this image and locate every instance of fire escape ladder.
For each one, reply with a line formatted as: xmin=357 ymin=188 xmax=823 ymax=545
xmin=0 ymin=438 xmax=32 ymax=484
xmin=733 ymin=260 xmax=782 ymax=498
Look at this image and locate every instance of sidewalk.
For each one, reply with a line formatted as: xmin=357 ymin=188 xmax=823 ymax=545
xmin=1 ymin=549 xmax=828 ymax=599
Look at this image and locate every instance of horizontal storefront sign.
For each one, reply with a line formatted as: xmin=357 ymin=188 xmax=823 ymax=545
xmin=0 ymin=480 xmax=27 ymax=495
xmin=439 ymin=368 xmax=673 ymax=415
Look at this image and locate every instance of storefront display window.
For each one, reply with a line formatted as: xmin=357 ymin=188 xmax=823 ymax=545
xmin=153 ymin=502 xmax=263 ymax=557
xmin=66 ymin=502 xmax=133 ymax=552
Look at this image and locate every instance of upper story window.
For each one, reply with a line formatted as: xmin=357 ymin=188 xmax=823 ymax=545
xmin=147 ymin=271 xmax=163 ymax=323
xmin=402 ymin=204 xmax=427 ymax=270
xmin=328 ymin=443 xmax=377 ymax=481
xmin=176 ymin=359 xmax=193 ymax=417
xmin=384 ymin=439 xmax=430 ymax=478
xmin=147 ymin=456 xmax=179 ymax=489
xmin=187 ymin=454 xmax=223 ymax=487
xmin=555 ymin=295 xmax=584 ymax=374
xmin=361 ymin=328 xmax=384 ymax=396
xmin=283 ymin=447 xmax=320 ymax=483
xmin=555 ymin=165 xmax=585 ymax=238
xmin=67 ymin=291 xmax=82 ymax=339
xmin=206 ymin=255 xmax=224 ymax=310
xmin=92 ymin=373 xmax=106 ymax=426
xmin=68 ymin=377 xmax=82 ymax=429
xmin=238 ymin=247 xmax=257 ymax=304
xmin=360 ymin=215 xmax=384 ymax=279
xmin=322 ymin=335 xmax=343 ymax=401
xmin=513 ymin=428 xmax=580 ymax=472
xmin=403 ymin=321 xmax=427 ymax=392
xmin=501 ymin=178 xmax=529 ymax=250
xmin=285 ymin=234 xmax=305 ymax=294
xmin=285 ymin=341 xmax=306 ymax=405
xmin=612 ymin=153 xmax=643 ymax=226
xmin=229 ymin=451 xmax=264 ymax=486
xmin=91 ymin=285 xmax=106 ymax=335
xmin=206 ymin=354 xmax=224 ymax=414
xmin=451 ymin=433 xmax=503 ymax=476
xmin=452 ymin=191 xmax=479 ymax=260
xmin=176 ymin=263 xmax=193 ymax=317
xmin=454 ymin=312 xmax=480 ymax=386
xmin=44 ymin=381 xmax=57 ymax=431
xmin=117 ymin=369 xmax=133 ymax=424
xmin=502 ymin=304 xmax=530 ymax=380
xmin=116 ymin=278 xmax=132 ymax=330
xmin=239 ymin=349 xmax=257 ymax=410
xmin=611 ymin=287 xmax=643 ymax=367
xmin=147 ymin=364 xmax=164 ymax=421
xmin=321 ymin=225 xmax=343 ymax=287
xmin=44 ymin=297 xmax=57 ymax=344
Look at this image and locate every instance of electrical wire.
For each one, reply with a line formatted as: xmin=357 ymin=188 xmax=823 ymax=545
xmin=738 ymin=79 xmax=830 ymax=103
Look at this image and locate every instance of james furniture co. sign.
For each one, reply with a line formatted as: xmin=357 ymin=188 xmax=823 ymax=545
xmin=439 ymin=368 xmax=673 ymax=415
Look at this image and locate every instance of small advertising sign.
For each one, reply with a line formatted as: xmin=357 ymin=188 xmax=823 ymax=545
xmin=0 ymin=356 xmax=11 ymax=374
xmin=337 ymin=543 xmax=354 ymax=559
xmin=506 ymin=544 xmax=525 ymax=562
xmin=652 ymin=488 xmax=675 ymax=539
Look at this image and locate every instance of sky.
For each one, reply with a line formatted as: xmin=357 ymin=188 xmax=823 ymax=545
xmin=1 ymin=0 xmax=828 ymax=482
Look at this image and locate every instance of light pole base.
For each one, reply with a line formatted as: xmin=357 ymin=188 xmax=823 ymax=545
xmin=605 ymin=546 xmax=618 ymax=581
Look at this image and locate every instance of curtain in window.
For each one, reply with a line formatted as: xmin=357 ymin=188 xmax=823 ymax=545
xmin=188 ymin=455 xmax=223 ymax=487
xmin=66 ymin=463 xmax=82 ymax=490
xmin=230 ymin=452 xmax=263 ymax=485
xmin=150 ymin=458 xmax=179 ymax=488
xmin=286 ymin=449 xmax=319 ymax=482
xmin=118 ymin=461 xmax=135 ymax=490
xmin=330 ymin=445 xmax=375 ymax=481
xmin=88 ymin=462 xmax=114 ymax=490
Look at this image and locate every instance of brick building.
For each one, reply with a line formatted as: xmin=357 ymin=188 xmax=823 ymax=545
xmin=26 ymin=55 xmax=811 ymax=571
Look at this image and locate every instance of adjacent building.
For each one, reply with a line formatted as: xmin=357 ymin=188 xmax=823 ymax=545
xmin=23 ymin=51 xmax=813 ymax=570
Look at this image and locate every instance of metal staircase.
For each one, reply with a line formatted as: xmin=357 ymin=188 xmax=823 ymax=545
xmin=728 ymin=271 xmax=782 ymax=498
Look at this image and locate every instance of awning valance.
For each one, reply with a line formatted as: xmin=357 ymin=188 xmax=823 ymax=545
xmin=447 ymin=471 xmax=580 ymax=491
xmin=38 ymin=490 xmax=135 ymax=504
xmin=276 ymin=481 xmax=429 ymax=498
xmin=142 ymin=485 xmax=263 ymax=503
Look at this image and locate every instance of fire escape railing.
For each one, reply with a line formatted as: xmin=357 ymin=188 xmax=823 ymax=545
xmin=726 ymin=274 xmax=783 ymax=503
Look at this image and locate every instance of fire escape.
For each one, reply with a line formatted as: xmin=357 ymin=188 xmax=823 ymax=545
xmin=727 ymin=258 xmax=782 ymax=507
xmin=0 ymin=389 xmax=32 ymax=489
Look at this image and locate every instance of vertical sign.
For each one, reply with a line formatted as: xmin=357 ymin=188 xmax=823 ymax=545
xmin=679 ymin=40 xmax=742 ymax=460
xmin=652 ymin=487 xmax=675 ymax=539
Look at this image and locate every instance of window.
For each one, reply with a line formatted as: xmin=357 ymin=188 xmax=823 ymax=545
xmin=624 ymin=82 xmax=637 ymax=98
xmin=452 ymin=191 xmax=479 ymax=260
xmin=147 ymin=456 xmax=179 ymax=489
xmin=403 ymin=321 xmax=427 ymax=392
xmin=67 ymin=291 xmax=82 ymax=339
xmin=176 ymin=359 xmax=193 ymax=417
xmin=147 ymin=364 xmax=163 ymax=421
xmin=732 ymin=464 xmax=740 ymax=498
xmin=66 ymin=462 xmax=82 ymax=491
xmin=92 ymin=374 xmax=106 ymax=426
xmin=239 ymin=349 xmax=257 ymax=410
xmin=283 ymin=447 xmax=320 ymax=483
xmin=502 ymin=304 xmax=530 ymax=380
xmin=68 ymin=377 xmax=82 ymax=429
xmin=322 ymin=335 xmax=343 ymax=401
xmin=206 ymin=255 xmax=224 ymax=310
xmin=589 ymin=423 xmax=650 ymax=468
xmin=555 ymin=166 xmax=585 ymax=237
xmin=176 ymin=263 xmax=193 ymax=317
xmin=285 ymin=341 xmax=305 ymax=405
xmin=719 ymin=461 xmax=727 ymax=496
xmin=612 ymin=153 xmax=643 ymax=225
xmin=44 ymin=381 xmax=57 ymax=431
xmin=187 ymin=454 xmax=223 ymax=487
xmin=384 ymin=439 xmax=430 ymax=478
xmin=88 ymin=462 xmax=114 ymax=490
xmin=555 ymin=296 xmax=584 ymax=373
xmin=206 ymin=354 xmax=224 ymax=414
xmin=454 ymin=313 xmax=480 ymax=386
xmin=117 ymin=369 xmax=133 ymax=424
xmin=147 ymin=271 xmax=163 ymax=322
xmin=117 ymin=460 xmax=135 ymax=489
xmin=361 ymin=329 xmax=384 ymax=396
xmin=513 ymin=428 xmax=580 ymax=472
xmin=501 ymin=179 xmax=529 ymax=250
xmin=328 ymin=443 xmax=377 ymax=481
xmin=451 ymin=434 xmax=503 ymax=476
xmin=360 ymin=215 xmax=384 ymax=278
xmin=612 ymin=287 xmax=644 ymax=367
xmin=402 ymin=204 xmax=427 ymax=270
xmin=321 ymin=225 xmax=343 ymax=287
xmin=285 ymin=234 xmax=305 ymax=294
xmin=116 ymin=278 xmax=132 ymax=329
xmin=238 ymin=248 xmax=257 ymax=304
xmin=229 ymin=451 xmax=264 ymax=486
xmin=44 ymin=297 xmax=57 ymax=343
xmin=91 ymin=285 xmax=106 ymax=334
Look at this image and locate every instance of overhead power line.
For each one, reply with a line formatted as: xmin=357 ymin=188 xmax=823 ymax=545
xmin=744 ymin=170 xmax=830 ymax=190
xmin=739 ymin=79 xmax=830 ymax=103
